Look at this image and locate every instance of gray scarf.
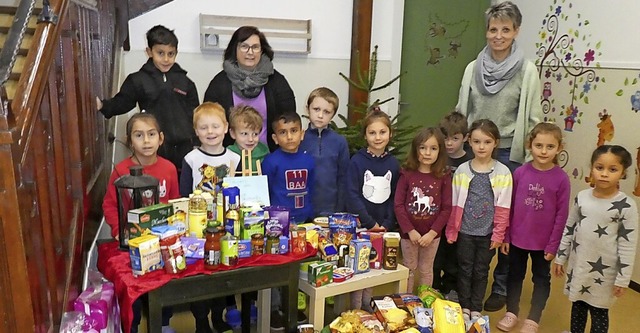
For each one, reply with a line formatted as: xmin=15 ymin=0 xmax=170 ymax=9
xmin=474 ymin=40 xmax=524 ymax=95
xmin=223 ymin=56 xmax=274 ymax=98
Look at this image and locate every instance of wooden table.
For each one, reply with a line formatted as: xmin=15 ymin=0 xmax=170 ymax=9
xmin=147 ymin=259 xmax=309 ymax=333
xmin=298 ymin=264 xmax=409 ymax=331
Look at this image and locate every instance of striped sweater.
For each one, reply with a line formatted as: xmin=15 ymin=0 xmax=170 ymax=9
xmin=445 ymin=160 xmax=513 ymax=243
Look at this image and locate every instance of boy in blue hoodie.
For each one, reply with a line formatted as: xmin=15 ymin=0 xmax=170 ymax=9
xmin=299 ymin=87 xmax=350 ymax=216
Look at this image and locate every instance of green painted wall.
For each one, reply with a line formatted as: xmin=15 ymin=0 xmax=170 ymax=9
xmin=399 ymin=1 xmax=490 ymax=129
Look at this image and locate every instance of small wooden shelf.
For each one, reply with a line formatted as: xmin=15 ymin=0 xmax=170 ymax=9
xmin=199 ymin=14 xmax=312 ymax=55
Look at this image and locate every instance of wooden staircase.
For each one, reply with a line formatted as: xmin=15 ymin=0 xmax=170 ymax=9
xmin=0 ymin=6 xmax=39 ymax=100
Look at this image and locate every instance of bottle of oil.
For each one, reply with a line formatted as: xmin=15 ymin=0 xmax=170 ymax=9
xmin=224 ymin=192 xmax=240 ymax=237
xmin=188 ymin=189 xmax=207 ymax=238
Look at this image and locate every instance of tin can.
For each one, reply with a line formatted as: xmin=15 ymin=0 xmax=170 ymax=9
xmin=266 ymin=235 xmax=279 ymax=254
xmin=220 ymin=234 xmax=239 ymax=266
xmin=251 ymin=233 xmax=265 ymax=256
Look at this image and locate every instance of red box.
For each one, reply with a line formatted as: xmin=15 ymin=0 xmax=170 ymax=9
xmin=359 ymin=231 xmax=384 ymax=269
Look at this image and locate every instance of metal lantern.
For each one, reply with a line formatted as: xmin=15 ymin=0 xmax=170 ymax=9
xmin=114 ymin=165 xmax=159 ymax=250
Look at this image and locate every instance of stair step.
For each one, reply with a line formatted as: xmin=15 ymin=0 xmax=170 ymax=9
xmin=0 ymin=26 xmax=36 ymax=35
xmin=0 ymin=6 xmax=41 ymax=16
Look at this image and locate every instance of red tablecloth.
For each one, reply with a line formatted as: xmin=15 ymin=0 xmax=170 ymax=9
xmin=97 ymin=241 xmax=316 ymax=333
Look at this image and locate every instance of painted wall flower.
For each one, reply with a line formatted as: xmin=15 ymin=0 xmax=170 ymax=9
xmin=584 ymin=49 xmax=595 ymax=65
xmin=583 ymin=82 xmax=591 ymax=93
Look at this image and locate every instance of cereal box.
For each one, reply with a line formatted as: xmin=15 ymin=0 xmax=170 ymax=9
xmin=347 ymin=239 xmax=372 ymax=274
xmin=128 ymin=234 xmax=162 ymax=276
xmin=127 ymin=203 xmax=173 ymax=243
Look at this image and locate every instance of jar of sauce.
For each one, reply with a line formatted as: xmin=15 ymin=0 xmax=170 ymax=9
xmin=204 ymin=226 xmax=224 ymax=270
xmin=251 ymin=233 xmax=265 ymax=256
xmin=266 ymin=234 xmax=279 ymax=254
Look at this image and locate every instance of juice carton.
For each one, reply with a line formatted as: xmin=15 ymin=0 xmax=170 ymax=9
xmin=308 ymin=261 xmax=333 ymax=287
xmin=168 ymin=198 xmax=189 ymax=236
xmin=128 ymin=234 xmax=162 ymax=276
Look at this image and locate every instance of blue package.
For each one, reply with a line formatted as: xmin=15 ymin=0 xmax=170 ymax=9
xmin=279 ymin=236 xmax=289 ymax=254
xmin=238 ymin=239 xmax=251 ymax=258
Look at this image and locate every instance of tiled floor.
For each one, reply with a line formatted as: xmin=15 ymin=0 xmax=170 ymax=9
xmin=140 ymin=263 xmax=640 ymax=333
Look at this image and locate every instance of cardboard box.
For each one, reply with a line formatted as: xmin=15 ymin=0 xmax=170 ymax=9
xmin=359 ymin=231 xmax=384 ymax=269
xmin=127 ymin=203 xmax=173 ymax=241
xmin=241 ymin=207 xmax=265 ymax=240
xmin=238 ymin=239 xmax=251 ymax=258
xmin=308 ymin=262 xmax=333 ymax=287
xmin=371 ymin=295 xmax=417 ymax=333
xmin=128 ymin=234 xmax=162 ymax=276
xmin=168 ymin=198 xmax=189 ymax=236
xmin=347 ymin=239 xmax=372 ymax=274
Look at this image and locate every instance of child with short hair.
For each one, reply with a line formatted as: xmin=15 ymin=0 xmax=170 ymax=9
xmin=347 ymin=109 xmax=400 ymax=310
xmin=102 ymin=113 xmax=178 ymax=333
xmin=299 ymin=87 xmax=350 ymax=215
xmin=98 ymin=25 xmax=199 ymax=172
xmin=228 ymin=105 xmax=270 ymax=173
xmin=181 ymin=101 xmax=239 ymax=333
xmin=553 ymin=145 xmax=638 ymax=333
xmin=179 ymin=102 xmax=240 ymax=197
xmin=394 ymin=127 xmax=452 ymax=294
xmin=261 ymin=112 xmax=315 ymax=329
xmin=433 ymin=111 xmax=473 ymax=299
xmin=446 ymin=119 xmax=512 ymax=322
xmin=262 ymin=112 xmax=315 ymax=223
xmin=497 ymin=123 xmax=570 ymax=333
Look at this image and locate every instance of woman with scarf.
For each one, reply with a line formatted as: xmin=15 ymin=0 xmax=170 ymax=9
xmin=454 ymin=0 xmax=542 ymax=316
xmin=203 ymin=26 xmax=296 ymax=152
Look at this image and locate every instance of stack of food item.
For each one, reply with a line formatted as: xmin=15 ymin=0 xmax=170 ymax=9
xmin=323 ymin=288 xmax=490 ymax=333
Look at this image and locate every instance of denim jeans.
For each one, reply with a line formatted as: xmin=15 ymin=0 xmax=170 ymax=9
xmin=491 ymin=147 xmax=521 ymax=297
xmin=433 ymin=232 xmax=458 ymax=293
xmin=456 ymin=233 xmax=495 ymax=312
xmin=506 ymin=244 xmax=551 ymax=322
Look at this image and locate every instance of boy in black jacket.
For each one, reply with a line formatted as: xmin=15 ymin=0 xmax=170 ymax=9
xmin=97 ymin=25 xmax=199 ymax=172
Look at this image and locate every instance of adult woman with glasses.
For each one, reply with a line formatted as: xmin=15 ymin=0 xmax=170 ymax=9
xmin=204 ymin=25 xmax=296 ymax=152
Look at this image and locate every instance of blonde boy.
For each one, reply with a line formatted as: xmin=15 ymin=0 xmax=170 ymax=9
xmin=228 ymin=105 xmax=270 ymax=173
xmin=179 ymin=102 xmax=240 ymax=197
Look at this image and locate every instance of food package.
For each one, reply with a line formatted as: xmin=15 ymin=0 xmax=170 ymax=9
xmin=329 ymin=213 xmax=357 ymax=248
xmin=181 ymin=237 xmax=205 ymax=259
xmin=72 ymin=282 xmax=119 ymax=332
xmin=328 ymin=310 xmax=383 ymax=333
xmin=128 ymin=234 xmax=162 ymax=276
xmin=240 ymin=207 xmax=265 ymax=240
xmin=413 ymin=307 xmax=434 ymax=333
xmin=394 ymin=293 xmax=425 ymax=316
xmin=467 ymin=316 xmax=490 ymax=333
xmin=417 ymin=285 xmax=444 ymax=308
xmin=359 ymin=231 xmax=384 ymax=269
xmin=371 ymin=295 xmax=417 ymax=333
xmin=238 ymin=239 xmax=251 ymax=258
xmin=168 ymin=197 xmax=189 ymax=236
xmin=432 ymin=299 xmax=465 ymax=333
xmin=347 ymin=239 xmax=372 ymax=274
xmin=333 ymin=267 xmax=354 ymax=283
xmin=263 ymin=206 xmax=290 ymax=237
xmin=308 ymin=261 xmax=333 ymax=287
xmin=127 ymin=203 xmax=173 ymax=242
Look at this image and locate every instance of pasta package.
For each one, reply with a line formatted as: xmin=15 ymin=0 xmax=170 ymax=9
xmin=432 ymin=299 xmax=465 ymax=333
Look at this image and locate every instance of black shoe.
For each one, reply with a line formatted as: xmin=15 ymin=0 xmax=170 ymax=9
xmin=483 ymin=293 xmax=506 ymax=312
xmin=270 ymin=310 xmax=285 ymax=331
xmin=297 ymin=310 xmax=308 ymax=324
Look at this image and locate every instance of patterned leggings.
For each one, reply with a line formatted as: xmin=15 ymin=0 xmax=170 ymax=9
xmin=571 ymin=301 xmax=609 ymax=333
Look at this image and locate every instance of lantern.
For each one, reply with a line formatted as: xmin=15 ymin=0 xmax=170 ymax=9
xmin=114 ymin=165 xmax=159 ymax=250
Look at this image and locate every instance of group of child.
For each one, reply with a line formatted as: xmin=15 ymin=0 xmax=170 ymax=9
xmin=98 ymin=24 xmax=637 ymax=333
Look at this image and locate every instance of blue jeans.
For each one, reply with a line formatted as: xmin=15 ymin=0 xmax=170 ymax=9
xmin=491 ymin=148 xmax=521 ymax=297
xmin=456 ymin=233 xmax=495 ymax=312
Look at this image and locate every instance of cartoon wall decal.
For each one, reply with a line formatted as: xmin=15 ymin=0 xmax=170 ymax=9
xmin=630 ymin=90 xmax=640 ymax=112
xmin=595 ymin=109 xmax=614 ymax=146
xmin=536 ymin=0 xmax=605 ymax=130
xmin=634 ymin=147 xmax=640 ymax=197
xmin=424 ymin=13 xmax=469 ymax=67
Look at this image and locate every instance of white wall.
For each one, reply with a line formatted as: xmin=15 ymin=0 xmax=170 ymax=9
xmin=123 ymin=0 xmax=404 ymax=122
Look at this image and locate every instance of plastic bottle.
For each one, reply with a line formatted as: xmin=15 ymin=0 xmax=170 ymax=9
xmin=189 ymin=190 xmax=208 ymax=238
xmin=225 ymin=192 xmax=240 ymax=237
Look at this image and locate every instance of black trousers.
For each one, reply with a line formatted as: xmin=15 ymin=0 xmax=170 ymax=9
xmin=571 ymin=300 xmax=609 ymax=333
xmin=433 ymin=232 xmax=458 ymax=293
xmin=506 ymin=244 xmax=551 ymax=322
xmin=456 ymin=233 xmax=494 ymax=312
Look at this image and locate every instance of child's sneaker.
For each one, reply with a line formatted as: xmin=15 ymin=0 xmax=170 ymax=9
xmin=519 ymin=319 xmax=539 ymax=333
xmin=497 ymin=312 xmax=518 ymax=331
xmin=462 ymin=308 xmax=471 ymax=322
xmin=470 ymin=311 xmax=482 ymax=321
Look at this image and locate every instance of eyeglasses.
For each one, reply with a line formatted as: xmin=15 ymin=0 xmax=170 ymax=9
xmin=238 ymin=43 xmax=261 ymax=53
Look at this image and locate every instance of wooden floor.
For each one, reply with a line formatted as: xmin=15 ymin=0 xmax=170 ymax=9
xmin=143 ymin=259 xmax=640 ymax=333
